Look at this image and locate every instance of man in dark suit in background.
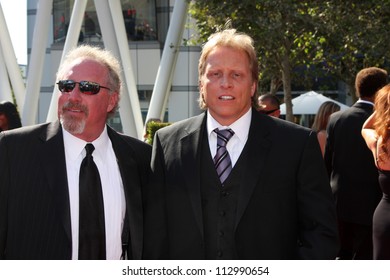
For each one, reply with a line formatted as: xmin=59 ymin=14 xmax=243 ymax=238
xmin=0 ymin=45 xmax=151 ymax=259
xmin=144 ymin=29 xmax=339 ymax=260
xmin=324 ymin=67 xmax=388 ymax=259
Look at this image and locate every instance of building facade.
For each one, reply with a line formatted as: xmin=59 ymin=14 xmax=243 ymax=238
xmin=27 ymin=0 xmax=201 ymax=133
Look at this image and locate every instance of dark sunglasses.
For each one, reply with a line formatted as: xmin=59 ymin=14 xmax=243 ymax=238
xmin=56 ymin=80 xmax=111 ymax=95
xmin=260 ymin=108 xmax=280 ymax=115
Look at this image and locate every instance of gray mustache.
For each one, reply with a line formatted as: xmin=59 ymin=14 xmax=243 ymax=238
xmin=62 ymin=102 xmax=88 ymax=114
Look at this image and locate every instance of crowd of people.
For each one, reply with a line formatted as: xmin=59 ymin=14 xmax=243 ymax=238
xmin=0 ymin=28 xmax=388 ymax=260
xmin=325 ymin=67 xmax=388 ymax=260
xmin=361 ymin=84 xmax=390 ymax=259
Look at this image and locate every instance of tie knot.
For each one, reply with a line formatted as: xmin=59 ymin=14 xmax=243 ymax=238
xmin=214 ymin=128 xmax=234 ymax=147
xmin=85 ymin=143 xmax=95 ymax=156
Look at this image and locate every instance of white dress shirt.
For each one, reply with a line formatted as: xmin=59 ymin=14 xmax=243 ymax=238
xmin=207 ymin=108 xmax=252 ymax=167
xmin=62 ymin=126 xmax=125 ymax=260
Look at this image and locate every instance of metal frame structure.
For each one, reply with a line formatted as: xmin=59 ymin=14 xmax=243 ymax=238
xmin=0 ymin=0 xmax=188 ymax=139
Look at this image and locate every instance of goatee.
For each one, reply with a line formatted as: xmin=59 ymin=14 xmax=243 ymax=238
xmin=59 ymin=102 xmax=88 ymax=135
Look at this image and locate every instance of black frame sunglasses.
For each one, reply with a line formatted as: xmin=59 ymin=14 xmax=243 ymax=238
xmin=56 ymin=80 xmax=111 ymax=95
xmin=260 ymin=108 xmax=280 ymax=115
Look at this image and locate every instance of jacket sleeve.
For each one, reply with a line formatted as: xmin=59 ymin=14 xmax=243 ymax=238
xmin=296 ymin=131 xmax=339 ymax=259
xmin=143 ymin=132 xmax=169 ymax=259
xmin=0 ymin=132 xmax=10 ymax=259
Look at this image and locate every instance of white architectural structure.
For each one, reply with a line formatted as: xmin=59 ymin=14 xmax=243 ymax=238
xmin=1 ymin=0 xmax=201 ymax=139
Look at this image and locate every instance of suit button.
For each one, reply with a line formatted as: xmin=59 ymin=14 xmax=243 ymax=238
xmin=220 ymin=210 xmax=226 ymax=216
xmin=219 ymin=231 xmax=224 ymax=237
xmin=217 ymin=251 xmax=223 ymax=257
xmin=221 ymin=191 xmax=229 ymax=197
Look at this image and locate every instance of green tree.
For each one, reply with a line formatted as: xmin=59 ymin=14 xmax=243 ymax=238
xmin=315 ymin=1 xmax=390 ymax=101
xmin=189 ymin=0 xmax=390 ymax=120
xmin=189 ymin=0 xmax=326 ymax=121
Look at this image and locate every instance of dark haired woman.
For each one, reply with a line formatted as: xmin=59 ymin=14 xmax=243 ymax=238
xmin=0 ymin=101 xmax=22 ymax=132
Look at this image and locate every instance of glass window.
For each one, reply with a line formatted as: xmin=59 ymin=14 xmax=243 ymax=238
xmin=122 ymin=0 xmax=157 ymax=41
xmin=53 ymin=0 xmax=70 ymax=42
xmin=53 ymin=0 xmax=157 ymax=43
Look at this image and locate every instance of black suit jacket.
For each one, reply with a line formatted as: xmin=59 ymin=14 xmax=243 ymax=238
xmin=324 ymin=102 xmax=382 ymax=225
xmin=144 ymin=110 xmax=339 ymax=259
xmin=0 ymin=121 xmax=151 ymax=259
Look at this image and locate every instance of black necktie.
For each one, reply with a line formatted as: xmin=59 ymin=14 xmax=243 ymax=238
xmin=214 ymin=128 xmax=235 ymax=183
xmin=78 ymin=143 xmax=106 ymax=259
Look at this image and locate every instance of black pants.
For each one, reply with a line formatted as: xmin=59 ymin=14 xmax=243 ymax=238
xmin=337 ymin=219 xmax=373 ymax=260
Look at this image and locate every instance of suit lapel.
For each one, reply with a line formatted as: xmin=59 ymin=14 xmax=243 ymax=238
xmin=37 ymin=123 xmax=144 ymax=258
xmin=180 ymin=114 xmax=206 ymax=238
xmin=40 ymin=121 xmax=72 ymax=244
xmin=234 ymin=111 xmax=273 ymax=230
xmin=178 ymin=112 xmax=273 ymax=235
xmin=108 ymin=127 xmax=143 ymax=260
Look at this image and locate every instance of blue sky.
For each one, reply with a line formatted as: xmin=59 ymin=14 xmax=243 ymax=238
xmin=1 ymin=0 xmax=27 ymax=65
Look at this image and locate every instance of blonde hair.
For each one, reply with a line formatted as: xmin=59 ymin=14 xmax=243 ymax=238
xmin=197 ymin=29 xmax=259 ymax=109
xmin=311 ymin=101 xmax=340 ymax=132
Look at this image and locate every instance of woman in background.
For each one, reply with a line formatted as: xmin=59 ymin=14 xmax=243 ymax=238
xmin=362 ymin=84 xmax=390 ymax=259
xmin=312 ymin=101 xmax=340 ymax=156
xmin=0 ymin=101 xmax=22 ymax=132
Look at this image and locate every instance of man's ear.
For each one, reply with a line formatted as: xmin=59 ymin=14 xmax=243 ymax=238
xmin=107 ymin=92 xmax=119 ymax=112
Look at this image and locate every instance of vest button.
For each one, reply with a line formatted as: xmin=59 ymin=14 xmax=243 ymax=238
xmin=220 ymin=210 xmax=226 ymax=216
xmin=221 ymin=191 xmax=229 ymax=197
xmin=219 ymin=230 xmax=224 ymax=237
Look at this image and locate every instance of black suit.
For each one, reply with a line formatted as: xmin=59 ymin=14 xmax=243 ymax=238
xmin=0 ymin=121 xmax=151 ymax=259
xmin=324 ymin=102 xmax=381 ymax=259
xmin=144 ymin=110 xmax=339 ymax=259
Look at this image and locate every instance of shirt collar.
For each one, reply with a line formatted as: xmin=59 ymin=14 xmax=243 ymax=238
xmin=207 ymin=107 xmax=252 ymax=142
xmin=62 ymin=125 xmax=110 ymax=160
xmin=357 ymin=99 xmax=374 ymax=106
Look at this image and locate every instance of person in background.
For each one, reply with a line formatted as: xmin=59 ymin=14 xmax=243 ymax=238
xmin=144 ymin=28 xmax=339 ymax=260
xmin=311 ymin=101 xmax=341 ymax=157
xmin=0 ymin=101 xmax=22 ymax=132
xmin=361 ymin=84 xmax=390 ymax=259
xmin=0 ymin=45 xmax=151 ymax=260
xmin=324 ymin=67 xmax=388 ymax=259
xmin=257 ymin=93 xmax=281 ymax=118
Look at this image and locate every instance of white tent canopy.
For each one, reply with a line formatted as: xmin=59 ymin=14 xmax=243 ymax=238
xmin=280 ymin=91 xmax=349 ymax=115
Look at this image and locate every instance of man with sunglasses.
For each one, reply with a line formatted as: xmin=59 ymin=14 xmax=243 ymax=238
xmin=257 ymin=93 xmax=281 ymax=118
xmin=0 ymin=45 xmax=151 ymax=259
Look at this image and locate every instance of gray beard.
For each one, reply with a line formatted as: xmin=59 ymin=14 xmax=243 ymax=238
xmin=60 ymin=115 xmax=86 ymax=135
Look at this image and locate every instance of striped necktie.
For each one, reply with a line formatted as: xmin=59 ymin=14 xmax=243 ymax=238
xmin=213 ymin=128 xmax=235 ymax=183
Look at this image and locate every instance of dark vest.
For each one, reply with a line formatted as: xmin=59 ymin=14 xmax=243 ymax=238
xmin=200 ymin=131 xmax=243 ymax=259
